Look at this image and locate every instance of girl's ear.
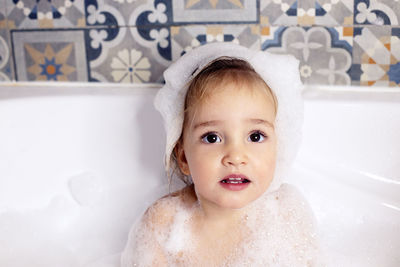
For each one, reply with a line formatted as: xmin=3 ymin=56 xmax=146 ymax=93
xmin=174 ymin=141 xmax=190 ymax=176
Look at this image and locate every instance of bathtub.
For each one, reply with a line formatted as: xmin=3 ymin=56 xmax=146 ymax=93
xmin=0 ymin=83 xmax=399 ymax=267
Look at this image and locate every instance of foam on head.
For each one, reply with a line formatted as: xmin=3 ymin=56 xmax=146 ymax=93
xmin=154 ymin=42 xmax=304 ymax=193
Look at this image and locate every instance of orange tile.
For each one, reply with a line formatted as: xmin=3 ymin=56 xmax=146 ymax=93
xmin=261 ymin=27 xmax=270 ymax=36
xmin=343 ymin=27 xmax=353 ymax=37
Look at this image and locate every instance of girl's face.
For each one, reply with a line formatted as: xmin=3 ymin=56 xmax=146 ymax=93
xmin=176 ymin=81 xmax=277 ymax=210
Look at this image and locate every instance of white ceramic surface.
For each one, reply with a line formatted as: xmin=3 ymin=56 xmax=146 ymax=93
xmin=0 ymin=83 xmax=399 ymax=267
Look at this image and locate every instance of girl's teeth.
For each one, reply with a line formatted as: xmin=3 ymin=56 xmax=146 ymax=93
xmin=228 ymin=177 xmax=241 ymax=181
xmin=221 ymin=177 xmax=250 ymax=184
xmin=222 ymin=180 xmax=244 ymax=183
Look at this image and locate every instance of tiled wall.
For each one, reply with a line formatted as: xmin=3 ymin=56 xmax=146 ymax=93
xmin=0 ymin=0 xmax=399 ymax=87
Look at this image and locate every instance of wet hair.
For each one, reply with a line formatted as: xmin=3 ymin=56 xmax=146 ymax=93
xmin=170 ymin=57 xmax=278 ymax=185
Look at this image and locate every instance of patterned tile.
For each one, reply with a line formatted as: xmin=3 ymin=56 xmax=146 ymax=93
xmin=314 ymin=0 xmax=354 ymax=26
xmin=172 ymin=0 xmax=258 ymax=23
xmin=260 ymin=0 xmax=298 ymax=26
xmin=261 ymin=0 xmax=354 ymax=26
xmin=128 ymin=0 xmax=173 ymax=27
xmin=354 ymin=0 xmax=400 ymax=26
xmin=6 ymin=0 xmax=86 ymax=29
xmin=262 ymin=26 xmax=353 ymax=85
xmin=11 ymin=29 xmax=88 ymax=81
xmin=84 ymin=0 xmax=172 ymax=27
xmin=1 ymin=0 xmax=13 ymax=82
xmin=297 ymin=0 xmax=316 ymax=25
xmin=87 ymin=26 xmax=171 ymax=83
xmin=0 ymin=0 xmax=5 ymax=25
xmin=1 ymin=0 xmax=399 ymax=89
xmin=170 ymin=25 xmax=260 ymax=61
xmin=0 ymin=28 xmax=13 ymax=81
xmin=353 ymin=26 xmax=400 ymax=86
xmin=295 ymin=0 xmax=354 ymax=26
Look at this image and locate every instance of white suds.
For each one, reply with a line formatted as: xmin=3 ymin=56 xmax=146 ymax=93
xmin=121 ymin=184 xmax=324 ymax=266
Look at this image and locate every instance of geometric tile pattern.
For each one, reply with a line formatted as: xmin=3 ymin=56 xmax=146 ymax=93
xmin=170 ymin=25 xmax=261 ymax=61
xmin=12 ymin=30 xmax=87 ymax=81
xmin=87 ymin=26 xmax=168 ymax=83
xmin=0 ymin=0 xmax=399 ymax=88
xmin=353 ymin=26 xmax=400 ymax=86
xmin=260 ymin=0 xmax=298 ymax=26
xmin=6 ymin=0 xmax=86 ymax=28
xmin=262 ymin=26 xmax=352 ymax=85
xmin=172 ymin=0 xmax=257 ymax=23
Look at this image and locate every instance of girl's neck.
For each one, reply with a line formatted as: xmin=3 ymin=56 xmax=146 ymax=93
xmin=194 ymin=196 xmax=248 ymax=229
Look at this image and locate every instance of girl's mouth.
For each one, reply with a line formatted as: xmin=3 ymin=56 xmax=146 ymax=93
xmin=219 ymin=175 xmax=251 ymax=191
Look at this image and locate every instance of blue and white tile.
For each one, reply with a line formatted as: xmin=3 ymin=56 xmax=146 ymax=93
xmin=128 ymin=0 xmax=172 ymax=26
xmin=12 ymin=29 xmax=88 ymax=81
xmin=354 ymin=0 xmax=400 ymax=26
xmin=170 ymin=25 xmax=260 ymax=61
xmin=85 ymin=0 xmax=127 ymax=27
xmin=85 ymin=0 xmax=172 ymax=27
xmin=87 ymin=26 xmax=171 ymax=83
xmin=171 ymin=0 xmax=257 ymax=24
xmin=6 ymin=0 xmax=86 ymax=29
xmin=262 ymin=26 xmax=352 ymax=85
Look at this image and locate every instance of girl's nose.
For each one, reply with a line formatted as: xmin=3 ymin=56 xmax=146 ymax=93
xmin=222 ymin=143 xmax=248 ymax=167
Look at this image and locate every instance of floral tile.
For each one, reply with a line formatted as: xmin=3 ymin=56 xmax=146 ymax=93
xmin=170 ymin=24 xmax=260 ymax=61
xmin=353 ymin=26 xmax=400 ymax=86
xmin=260 ymin=0 xmax=298 ymax=26
xmin=262 ymin=26 xmax=353 ymax=85
xmin=6 ymin=0 xmax=86 ymax=29
xmin=85 ymin=0 xmax=172 ymax=27
xmin=171 ymin=0 xmax=258 ymax=23
xmin=354 ymin=0 xmax=400 ymax=26
xmin=87 ymin=26 xmax=171 ymax=83
xmin=0 ymin=28 xmax=13 ymax=81
xmin=11 ymin=29 xmax=88 ymax=81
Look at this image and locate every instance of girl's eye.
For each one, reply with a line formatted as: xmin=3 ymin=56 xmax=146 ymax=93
xmin=248 ymin=131 xmax=266 ymax=143
xmin=201 ymin=133 xmax=221 ymax=144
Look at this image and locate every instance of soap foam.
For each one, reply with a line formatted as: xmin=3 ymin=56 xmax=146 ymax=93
xmin=121 ymin=184 xmax=323 ymax=266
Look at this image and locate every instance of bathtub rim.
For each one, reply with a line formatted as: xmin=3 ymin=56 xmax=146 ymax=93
xmin=0 ymin=82 xmax=399 ymax=102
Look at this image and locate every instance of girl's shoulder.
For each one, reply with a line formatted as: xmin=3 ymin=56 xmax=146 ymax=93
xmin=142 ymin=185 xmax=197 ymax=229
xmin=275 ymin=183 xmax=315 ymax=217
xmin=277 ymin=183 xmax=307 ymax=201
xmin=121 ymin=186 xmax=197 ymax=266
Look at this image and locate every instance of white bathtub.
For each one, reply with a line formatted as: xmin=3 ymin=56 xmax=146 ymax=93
xmin=0 ymin=83 xmax=399 ymax=267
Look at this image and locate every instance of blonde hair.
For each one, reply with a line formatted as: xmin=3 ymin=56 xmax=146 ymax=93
xmin=169 ymin=57 xmax=278 ymax=185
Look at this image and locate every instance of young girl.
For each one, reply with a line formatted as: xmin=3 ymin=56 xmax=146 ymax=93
xmin=121 ymin=43 xmax=322 ymax=266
